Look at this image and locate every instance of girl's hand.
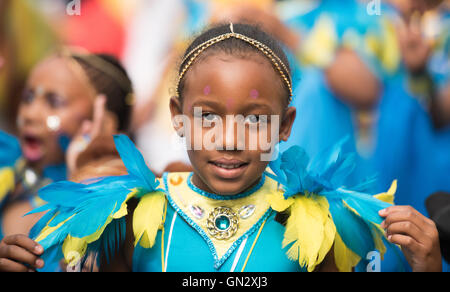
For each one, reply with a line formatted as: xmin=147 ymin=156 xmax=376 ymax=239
xmin=0 ymin=234 xmax=44 ymax=272
xmin=66 ymin=95 xmax=110 ymax=175
xmin=379 ymin=205 xmax=442 ymax=272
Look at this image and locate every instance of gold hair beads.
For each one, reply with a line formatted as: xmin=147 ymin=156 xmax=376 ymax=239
xmin=176 ymin=23 xmax=293 ymax=101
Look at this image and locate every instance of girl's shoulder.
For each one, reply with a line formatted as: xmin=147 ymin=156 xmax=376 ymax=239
xmin=264 ymin=141 xmax=401 ymax=272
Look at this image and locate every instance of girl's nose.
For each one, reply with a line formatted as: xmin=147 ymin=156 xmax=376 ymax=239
xmin=221 ymin=116 xmax=245 ymax=151
xmin=19 ymin=98 xmax=48 ymax=128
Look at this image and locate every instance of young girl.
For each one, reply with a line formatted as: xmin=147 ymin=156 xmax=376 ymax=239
xmin=0 ymin=50 xmax=133 ymax=259
xmin=0 ymin=23 xmax=442 ymax=272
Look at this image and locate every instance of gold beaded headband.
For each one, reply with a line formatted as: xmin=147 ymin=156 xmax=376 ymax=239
xmin=176 ymin=23 xmax=293 ymax=101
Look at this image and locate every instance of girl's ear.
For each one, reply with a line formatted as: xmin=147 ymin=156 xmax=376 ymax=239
xmin=279 ymin=106 xmax=296 ymax=142
xmin=169 ymin=96 xmax=185 ymax=137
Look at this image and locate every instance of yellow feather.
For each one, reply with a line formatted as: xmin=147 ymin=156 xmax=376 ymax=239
xmin=317 ymin=206 xmax=336 ymax=266
xmin=57 ymin=190 xmax=137 ymax=264
xmin=265 ymin=191 xmax=294 ymax=212
xmin=371 ymin=225 xmax=387 ymax=260
xmin=35 ymin=213 xmax=75 ymax=242
xmin=133 ymin=191 xmax=166 ymax=248
xmin=374 ymin=180 xmax=397 ymax=204
xmin=334 ymin=232 xmax=361 ymax=272
xmin=78 ymin=190 xmax=137 ymax=245
xmin=112 ymin=189 xmax=137 ymax=219
xmin=282 ymin=193 xmax=336 ymax=272
xmin=0 ymin=168 xmax=15 ymax=202
xmin=62 ymin=235 xmax=88 ymax=267
xmin=59 ymin=209 xmax=121 ymax=265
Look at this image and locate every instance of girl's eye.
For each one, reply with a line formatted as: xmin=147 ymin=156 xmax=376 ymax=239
xmin=21 ymin=89 xmax=35 ymax=104
xmin=244 ymin=115 xmax=265 ymax=125
xmin=45 ymin=93 xmax=67 ymax=109
xmin=245 ymin=115 xmax=259 ymax=124
xmin=202 ymin=113 xmax=220 ymax=122
xmin=244 ymin=115 xmax=269 ymax=125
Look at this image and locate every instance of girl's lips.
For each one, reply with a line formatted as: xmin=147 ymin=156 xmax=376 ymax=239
xmin=208 ymin=160 xmax=249 ymax=179
xmin=22 ymin=135 xmax=44 ymax=162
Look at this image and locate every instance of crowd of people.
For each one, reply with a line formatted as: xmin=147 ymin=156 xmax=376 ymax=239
xmin=0 ymin=0 xmax=449 ymax=272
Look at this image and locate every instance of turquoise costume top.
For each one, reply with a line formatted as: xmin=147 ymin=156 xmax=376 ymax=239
xmin=133 ymin=172 xmax=302 ymax=272
xmin=28 ymin=135 xmax=401 ymax=272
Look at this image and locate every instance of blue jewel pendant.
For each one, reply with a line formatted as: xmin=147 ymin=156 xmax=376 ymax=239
xmin=215 ymin=215 xmax=231 ymax=231
xmin=206 ymin=207 xmax=239 ymax=240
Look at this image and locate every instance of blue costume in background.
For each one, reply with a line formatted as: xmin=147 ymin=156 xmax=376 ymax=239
xmin=0 ymin=131 xmax=22 ymax=239
xmin=279 ymin=0 xmax=450 ymax=271
xmin=0 ymin=130 xmax=66 ymax=272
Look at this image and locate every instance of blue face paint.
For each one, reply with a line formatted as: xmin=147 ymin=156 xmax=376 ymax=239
xmin=58 ymin=134 xmax=71 ymax=153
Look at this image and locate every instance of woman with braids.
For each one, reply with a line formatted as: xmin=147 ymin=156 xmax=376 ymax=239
xmin=0 ymin=23 xmax=442 ymax=272
xmin=0 ymin=50 xmax=133 ymax=271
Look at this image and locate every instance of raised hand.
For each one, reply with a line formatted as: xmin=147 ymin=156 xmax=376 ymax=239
xmin=66 ymin=94 xmax=114 ymax=175
xmin=379 ymin=205 xmax=442 ymax=272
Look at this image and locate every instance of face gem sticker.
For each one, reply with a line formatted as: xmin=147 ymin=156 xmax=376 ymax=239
xmin=226 ymin=98 xmax=234 ymax=110
xmin=46 ymin=115 xmax=61 ymax=132
xmin=203 ymin=85 xmax=211 ymax=96
xmin=250 ymin=89 xmax=259 ymax=99
xmin=35 ymin=86 xmax=45 ymax=97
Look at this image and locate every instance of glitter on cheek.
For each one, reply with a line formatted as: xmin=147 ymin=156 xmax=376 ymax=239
xmin=203 ymin=85 xmax=211 ymax=96
xmin=250 ymin=89 xmax=259 ymax=99
xmin=46 ymin=115 xmax=61 ymax=132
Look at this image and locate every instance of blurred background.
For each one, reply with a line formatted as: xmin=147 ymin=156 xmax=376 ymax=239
xmin=0 ymin=0 xmax=449 ymax=270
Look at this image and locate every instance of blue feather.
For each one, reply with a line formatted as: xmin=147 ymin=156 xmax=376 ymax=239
xmin=331 ymin=189 xmax=390 ymax=225
xmin=28 ymin=175 xmax=143 ymax=250
xmin=37 ymin=245 xmax=64 ymax=272
xmin=113 ymin=135 xmax=160 ymax=192
xmin=28 ymin=209 xmax=58 ymax=239
xmin=328 ymin=198 xmax=375 ymax=258
xmin=351 ymin=174 xmax=379 ymax=193
xmin=271 ymin=138 xmax=398 ymax=267
xmin=27 ymin=135 xmax=163 ymax=269
xmin=307 ymin=137 xmax=349 ymax=176
xmin=83 ymin=217 xmax=127 ymax=268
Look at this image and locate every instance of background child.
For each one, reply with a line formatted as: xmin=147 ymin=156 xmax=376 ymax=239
xmin=0 ymin=51 xmax=133 ymax=242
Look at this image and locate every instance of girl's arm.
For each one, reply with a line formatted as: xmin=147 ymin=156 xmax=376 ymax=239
xmin=2 ymin=201 xmax=42 ymax=237
xmin=325 ymin=48 xmax=381 ymax=110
